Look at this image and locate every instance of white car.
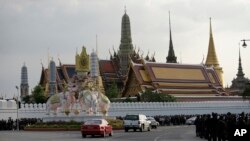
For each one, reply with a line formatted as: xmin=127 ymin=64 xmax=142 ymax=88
xmin=147 ymin=117 xmax=159 ymax=129
xmin=185 ymin=116 xmax=197 ymax=125
xmin=123 ymin=114 xmax=151 ymax=132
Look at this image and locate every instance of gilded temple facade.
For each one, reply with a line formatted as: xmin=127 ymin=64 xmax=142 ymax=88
xmin=122 ymin=60 xmax=225 ymax=97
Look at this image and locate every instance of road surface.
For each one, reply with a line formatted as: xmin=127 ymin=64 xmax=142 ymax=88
xmin=0 ymin=125 xmax=203 ymax=141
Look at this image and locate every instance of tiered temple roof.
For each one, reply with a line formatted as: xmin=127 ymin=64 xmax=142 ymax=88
xmin=40 ymin=64 xmax=76 ymax=94
xmin=99 ymin=48 xmax=155 ymax=91
xmin=122 ymin=60 xmax=225 ymax=97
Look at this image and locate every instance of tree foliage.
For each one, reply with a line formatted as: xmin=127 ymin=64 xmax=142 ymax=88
xmin=22 ymin=95 xmax=31 ymax=103
xmin=32 ymin=85 xmax=47 ymax=103
xmin=140 ymin=89 xmax=176 ymax=102
xmin=106 ymin=81 xmax=119 ymax=99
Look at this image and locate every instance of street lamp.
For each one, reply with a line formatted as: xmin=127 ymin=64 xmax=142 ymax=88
xmin=241 ymin=39 xmax=250 ymax=48
xmin=15 ymin=86 xmax=19 ymax=131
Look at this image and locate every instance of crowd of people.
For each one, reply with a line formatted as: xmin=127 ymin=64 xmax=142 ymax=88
xmin=194 ymin=112 xmax=250 ymax=141
xmin=154 ymin=115 xmax=193 ymax=126
xmin=1 ymin=112 xmax=250 ymax=141
xmin=0 ymin=118 xmax=41 ymax=130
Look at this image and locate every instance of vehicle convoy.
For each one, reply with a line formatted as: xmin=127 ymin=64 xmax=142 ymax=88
xmin=123 ymin=114 xmax=151 ymax=132
xmin=147 ymin=116 xmax=159 ymax=129
xmin=81 ymin=119 xmax=113 ymax=138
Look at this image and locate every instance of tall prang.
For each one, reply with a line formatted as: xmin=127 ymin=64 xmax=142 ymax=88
xmin=90 ymin=49 xmax=98 ymax=78
xmin=118 ymin=8 xmax=134 ymax=76
xmin=205 ymin=18 xmax=224 ymax=86
xmin=49 ymin=59 xmax=57 ymax=96
xmin=166 ymin=11 xmax=177 ymax=63
xmin=90 ymin=49 xmax=105 ymax=94
xmin=20 ymin=63 xmax=29 ymax=101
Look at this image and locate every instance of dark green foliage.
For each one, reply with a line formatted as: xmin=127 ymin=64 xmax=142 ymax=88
xmin=140 ymin=89 xmax=176 ymax=102
xmin=22 ymin=95 xmax=31 ymax=103
xmin=32 ymin=85 xmax=47 ymax=103
xmin=27 ymin=120 xmax=81 ymax=129
xmin=106 ymin=81 xmax=119 ymax=99
xmin=123 ymin=97 xmax=134 ymax=102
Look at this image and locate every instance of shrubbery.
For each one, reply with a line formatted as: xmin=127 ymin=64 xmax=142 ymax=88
xmin=26 ymin=120 xmax=81 ymax=129
xmin=106 ymin=119 xmax=123 ymax=129
xmin=140 ymin=89 xmax=176 ymax=102
xmin=25 ymin=119 xmax=123 ymax=129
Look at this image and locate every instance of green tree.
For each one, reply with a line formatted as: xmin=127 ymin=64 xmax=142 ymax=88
xmin=22 ymin=95 xmax=31 ymax=103
xmin=106 ymin=81 xmax=119 ymax=99
xmin=32 ymin=85 xmax=47 ymax=103
xmin=140 ymin=89 xmax=176 ymax=102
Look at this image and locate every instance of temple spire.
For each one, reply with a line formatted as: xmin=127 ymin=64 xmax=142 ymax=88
xmin=118 ymin=8 xmax=134 ymax=76
xmin=237 ymin=47 xmax=244 ymax=78
xmin=166 ymin=11 xmax=177 ymax=63
xmin=205 ymin=18 xmax=224 ymax=86
xmin=205 ymin=18 xmax=219 ymax=67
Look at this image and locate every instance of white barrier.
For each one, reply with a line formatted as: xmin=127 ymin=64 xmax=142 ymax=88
xmin=0 ymin=100 xmax=250 ymax=120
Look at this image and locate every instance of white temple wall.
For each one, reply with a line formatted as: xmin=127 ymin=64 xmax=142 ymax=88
xmin=0 ymin=101 xmax=250 ymax=120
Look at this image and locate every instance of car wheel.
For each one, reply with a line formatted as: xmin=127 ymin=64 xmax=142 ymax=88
xmin=155 ymin=126 xmax=157 ymax=129
xmin=148 ymin=125 xmax=151 ymax=131
xmin=101 ymin=131 xmax=105 ymax=137
xmin=109 ymin=131 xmax=113 ymax=136
xmin=133 ymin=128 xmax=136 ymax=132
xmin=140 ymin=125 xmax=144 ymax=132
xmin=125 ymin=128 xmax=128 ymax=132
xmin=82 ymin=134 xmax=86 ymax=138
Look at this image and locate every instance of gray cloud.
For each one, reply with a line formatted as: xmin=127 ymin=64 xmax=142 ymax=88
xmin=0 ymin=0 xmax=250 ymax=97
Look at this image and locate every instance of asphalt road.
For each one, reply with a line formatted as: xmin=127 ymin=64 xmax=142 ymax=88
xmin=0 ymin=125 xmax=203 ymax=141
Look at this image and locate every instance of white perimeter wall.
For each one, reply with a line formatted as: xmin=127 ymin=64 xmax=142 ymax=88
xmin=0 ymin=101 xmax=250 ymax=120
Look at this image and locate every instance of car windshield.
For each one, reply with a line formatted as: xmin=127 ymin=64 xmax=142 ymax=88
xmin=84 ymin=120 xmax=102 ymax=125
xmin=188 ymin=117 xmax=197 ymax=121
xmin=147 ymin=117 xmax=155 ymax=120
xmin=125 ymin=115 xmax=139 ymax=120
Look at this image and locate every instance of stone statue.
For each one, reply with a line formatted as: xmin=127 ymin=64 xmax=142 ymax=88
xmin=46 ymin=81 xmax=78 ymax=115
xmin=78 ymin=90 xmax=110 ymax=116
xmin=78 ymin=80 xmax=111 ymax=116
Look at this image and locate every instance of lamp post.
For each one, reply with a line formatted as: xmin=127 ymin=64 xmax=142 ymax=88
xmin=15 ymin=86 xmax=19 ymax=131
xmin=241 ymin=39 xmax=250 ymax=48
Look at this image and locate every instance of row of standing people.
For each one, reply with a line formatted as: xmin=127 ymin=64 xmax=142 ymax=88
xmin=195 ymin=112 xmax=250 ymax=141
xmin=154 ymin=115 xmax=193 ymax=126
xmin=0 ymin=117 xmax=41 ymax=130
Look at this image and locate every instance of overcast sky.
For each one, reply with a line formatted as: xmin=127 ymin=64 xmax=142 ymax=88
xmin=1 ymin=0 xmax=250 ymax=98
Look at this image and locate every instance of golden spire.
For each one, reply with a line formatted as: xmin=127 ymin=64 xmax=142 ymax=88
xmin=205 ymin=18 xmax=219 ymax=67
xmin=205 ymin=18 xmax=224 ymax=86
